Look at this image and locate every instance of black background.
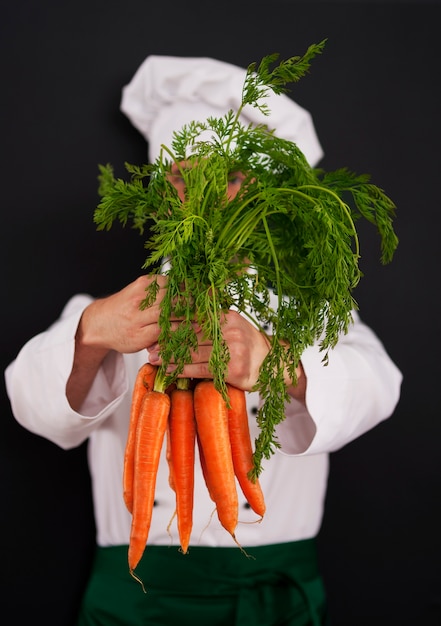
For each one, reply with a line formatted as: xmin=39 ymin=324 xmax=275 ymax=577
xmin=1 ymin=2 xmax=440 ymax=624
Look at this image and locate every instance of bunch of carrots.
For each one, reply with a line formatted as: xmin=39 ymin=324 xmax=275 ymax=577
xmin=123 ymin=362 xmax=266 ymax=586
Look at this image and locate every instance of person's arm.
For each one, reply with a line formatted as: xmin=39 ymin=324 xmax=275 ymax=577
xmin=65 ymin=275 xmax=166 ymax=411
xmin=276 ymin=310 xmax=403 ymax=455
xmin=5 ymin=275 xmax=167 ymax=448
xmin=65 ymin=331 xmax=110 ymax=412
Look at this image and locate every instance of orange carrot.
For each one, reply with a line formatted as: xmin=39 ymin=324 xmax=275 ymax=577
xmin=123 ymin=363 xmax=157 ymax=514
xmin=193 ymin=380 xmax=238 ymax=539
xmin=165 ymin=420 xmax=177 ymax=541
xmin=128 ymin=386 xmax=170 ymax=579
xmin=196 ymin=431 xmax=215 ymax=503
xmin=227 ymin=384 xmax=266 ymax=518
xmin=168 ymin=378 xmax=196 ymax=554
xmin=165 ymin=421 xmax=175 ymax=493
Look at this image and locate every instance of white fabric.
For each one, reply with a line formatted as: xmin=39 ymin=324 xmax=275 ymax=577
xmin=5 ymin=294 xmax=402 ymax=548
xmin=121 ymin=55 xmax=324 ymax=166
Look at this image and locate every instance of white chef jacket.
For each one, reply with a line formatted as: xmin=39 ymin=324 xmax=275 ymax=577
xmin=5 ymin=293 xmax=402 ymax=549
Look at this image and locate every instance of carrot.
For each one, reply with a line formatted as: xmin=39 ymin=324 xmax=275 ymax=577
xmin=196 ymin=431 xmax=215 ymax=504
xmin=165 ymin=421 xmax=175 ymax=493
xmin=128 ymin=385 xmax=170 ymax=580
xmin=193 ymin=380 xmax=238 ymax=539
xmin=123 ymin=363 xmax=158 ymax=514
xmin=168 ymin=378 xmax=196 ymax=554
xmin=165 ymin=422 xmax=177 ymax=541
xmin=227 ymin=384 xmax=266 ymax=518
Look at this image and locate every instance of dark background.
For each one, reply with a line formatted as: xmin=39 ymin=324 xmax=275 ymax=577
xmin=1 ymin=2 xmax=440 ymax=624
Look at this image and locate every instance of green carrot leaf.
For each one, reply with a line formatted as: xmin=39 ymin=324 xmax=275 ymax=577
xmin=94 ymin=41 xmax=398 ymax=476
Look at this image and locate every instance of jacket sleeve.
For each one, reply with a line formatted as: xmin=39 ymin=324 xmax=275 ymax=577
xmin=275 ymin=310 xmax=403 ymax=455
xmin=4 ymin=294 xmax=129 ymax=450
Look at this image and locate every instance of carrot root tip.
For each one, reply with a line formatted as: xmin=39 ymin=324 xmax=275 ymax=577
xmin=130 ymin=569 xmax=147 ymax=593
xmin=167 ymin=510 xmax=177 ymax=541
xmin=231 ymin=534 xmax=255 ymax=560
xmin=238 ymin=515 xmax=264 ymax=525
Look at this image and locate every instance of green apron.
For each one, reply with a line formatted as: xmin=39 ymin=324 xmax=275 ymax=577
xmin=76 ymin=539 xmax=328 ymax=625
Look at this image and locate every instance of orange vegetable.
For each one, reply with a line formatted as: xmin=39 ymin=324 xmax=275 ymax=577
xmin=193 ymin=380 xmax=238 ymax=539
xmin=165 ymin=421 xmax=175 ymax=493
xmin=168 ymin=378 xmax=196 ymax=554
xmin=128 ymin=386 xmax=170 ymax=580
xmin=227 ymin=384 xmax=266 ymax=518
xmin=124 ymin=369 xmax=261 ymax=585
xmin=123 ymin=363 xmax=158 ymax=514
xmin=165 ymin=422 xmax=177 ymax=540
xmin=196 ymin=431 xmax=214 ymax=504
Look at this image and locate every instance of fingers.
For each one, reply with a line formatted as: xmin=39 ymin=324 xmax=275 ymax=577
xmin=147 ymin=336 xmax=211 ymax=365
xmin=82 ymin=275 xmax=168 ymax=354
xmin=147 ymin=310 xmax=268 ymax=391
xmin=111 ymin=277 xmax=268 ymax=389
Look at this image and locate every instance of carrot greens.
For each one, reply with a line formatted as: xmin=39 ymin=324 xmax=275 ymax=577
xmin=94 ymin=40 xmax=398 ymax=478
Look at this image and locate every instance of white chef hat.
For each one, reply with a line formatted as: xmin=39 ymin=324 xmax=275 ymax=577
xmin=120 ymin=55 xmax=324 ymax=167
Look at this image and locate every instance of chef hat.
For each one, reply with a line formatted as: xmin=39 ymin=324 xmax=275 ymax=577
xmin=121 ymin=55 xmax=324 ymax=167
